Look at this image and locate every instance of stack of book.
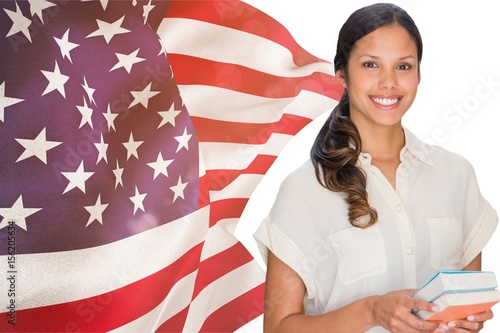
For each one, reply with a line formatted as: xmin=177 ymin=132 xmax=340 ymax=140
xmin=413 ymin=270 xmax=500 ymax=322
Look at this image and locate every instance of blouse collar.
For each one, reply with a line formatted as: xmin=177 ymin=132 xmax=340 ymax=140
xmin=358 ymin=128 xmax=435 ymax=168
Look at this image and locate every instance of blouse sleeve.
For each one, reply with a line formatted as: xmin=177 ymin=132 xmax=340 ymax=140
xmin=253 ymin=163 xmax=322 ymax=299
xmin=253 ymin=217 xmax=317 ymax=299
xmin=459 ymin=160 xmax=498 ymax=268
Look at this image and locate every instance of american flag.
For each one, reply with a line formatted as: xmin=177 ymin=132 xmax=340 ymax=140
xmin=0 ymin=0 xmax=342 ymax=331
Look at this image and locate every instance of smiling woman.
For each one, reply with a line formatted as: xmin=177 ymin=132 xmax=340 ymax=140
xmin=237 ymin=1 xmax=500 ymax=332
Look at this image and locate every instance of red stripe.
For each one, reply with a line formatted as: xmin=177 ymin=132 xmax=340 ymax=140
xmin=165 ymin=0 xmax=327 ymax=67
xmin=245 ymin=154 xmax=277 ymax=174
xmin=155 ymin=305 xmax=190 ymax=333
xmin=169 ymin=54 xmax=342 ymax=100
xmin=199 ymin=155 xmax=276 ymax=212
xmin=203 ymin=155 xmax=276 ymax=192
xmin=197 ymin=174 xmax=211 ymax=209
xmin=200 ymin=283 xmax=265 ymax=332
xmin=203 ymin=169 xmax=241 ymax=193
xmin=0 ymin=243 xmax=203 ymax=332
xmin=209 ymin=198 xmax=248 ymax=227
xmin=192 ymin=114 xmax=311 ymax=144
xmin=192 ymin=241 xmax=255 ymax=299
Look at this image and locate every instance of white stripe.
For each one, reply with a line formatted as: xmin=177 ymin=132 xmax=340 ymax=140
xmin=3 ymin=207 xmax=209 ymax=310
xmin=200 ymin=220 xmax=242 ymax=261
xmin=200 ymin=133 xmax=293 ymax=171
xmin=210 ymin=173 xmax=263 ymax=202
xmin=182 ymin=260 xmax=265 ymax=333
xmin=216 ymin=217 xmax=240 ymax=234
xmin=158 ymin=18 xmax=333 ymax=77
xmin=179 ymin=84 xmax=336 ymax=123
xmin=283 ymin=89 xmax=337 ymax=120
xmin=109 ymin=271 xmax=197 ymax=333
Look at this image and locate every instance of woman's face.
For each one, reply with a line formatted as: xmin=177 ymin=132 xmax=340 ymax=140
xmin=338 ymin=24 xmax=420 ymax=132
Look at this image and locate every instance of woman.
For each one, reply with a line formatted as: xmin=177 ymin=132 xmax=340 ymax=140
xmin=253 ymin=3 xmax=498 ymax=333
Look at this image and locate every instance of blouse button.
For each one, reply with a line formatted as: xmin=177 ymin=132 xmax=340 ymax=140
xmin=398 ymin=164 xmax=409 ymax=177
xmin=406 ymin=247 xmax=414 ymax=255
xmin=395 ymin=205 xmax=402 ymax=212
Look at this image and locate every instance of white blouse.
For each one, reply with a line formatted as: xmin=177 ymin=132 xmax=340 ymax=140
xmin=253 ymin=129 xmax=498 ymax=333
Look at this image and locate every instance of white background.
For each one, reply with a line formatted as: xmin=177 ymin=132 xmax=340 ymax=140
xmin=236 ymin=0 xmax=500 ymax=332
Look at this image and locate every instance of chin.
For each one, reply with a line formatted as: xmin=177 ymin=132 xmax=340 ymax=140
xmin=372 ymin=116 xmax=403 ymax=128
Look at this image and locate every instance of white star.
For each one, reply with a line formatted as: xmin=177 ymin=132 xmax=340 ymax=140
xmin=98 ymin=0 xmax=109 ymax=10
xmin=15 ymin=127 xmax=62 ymax=164
xmin=41 ymin=61 xmax=69 ymax=98
xmin=54 ymin=28 xmax=79 ymax=63
xmin=129 ymin=82 xmax=160 ymax=109
xmin=61 ymin=161 xmax=94 ymax=194
xmin=4 ymin=3 xmax=32 ymax=42
xmin=130 ymin=186 xmax=147 ymax=215
xmin=94 ymin=134 xmax=108 ymax=164
xmin=158 ymin=39 xmax=167 ymax=56
xmin=0 ymin=81 xmax=24 ymax=122
xmin=170 ymin=176 xmax=188 ymax=203
xmin=28 ymin=0 xmax=56 ymax=24
xmin=158 ymin=104 xmax=181 ymax=128
xmin=123 ymin=133 xmax=144 ymax=160
xmin=110 ymin=48 xmax=145 ymax=73
xmin=76 ymin=98 xmax=94 ymax=129
xmin=84 ymin=194 xmax=108 ymax=227
xmin=0 ymin=195 xmax=42 ymax=231
xmin=147 ymin=152 xmax=173 ymax=180
xmin=174 ymin=127 xmax=192 ymax=152
xmin=103 ymin=104 xmax=118 ymax=132
xmin=82 ymin=76 xmax=96 ymax=106
xmin=142 ymin=0 xmax=155 ymax=24
xmin=86 ymin=16 xmax=130 ymax=44
xmin=113 ymin=160 xmax=124 ymax=188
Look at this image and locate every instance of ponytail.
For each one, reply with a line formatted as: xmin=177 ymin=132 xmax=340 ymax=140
xmin=310 ymin=90 xmax=378 ymax=228
xmin=309 ymin=2 xmax=423 ymax=227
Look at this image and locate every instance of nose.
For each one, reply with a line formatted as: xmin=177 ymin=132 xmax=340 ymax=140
xmin=379 ymin=68 xmax=397 ymax=90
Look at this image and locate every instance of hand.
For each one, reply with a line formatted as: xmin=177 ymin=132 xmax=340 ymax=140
xmin=370 ymin=289 xmax=442 ymax=333
xmin=444 ymin=309 xmax=494 ymax=333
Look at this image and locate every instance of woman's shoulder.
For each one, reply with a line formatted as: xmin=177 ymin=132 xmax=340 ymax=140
xmin=432 ymin=144 xmax=471 ymax=160
xmin=405 ymin=129 xmax=474 ymax=172
xmin=280 ymin=159 xmax=324 ymax=190
xmin=429 ymin=144 xmax=475 ymax=173
xmin=276 ymin=159 xmax=345 ymax=203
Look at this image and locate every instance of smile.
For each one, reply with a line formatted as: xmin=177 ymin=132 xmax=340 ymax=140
xmin=370 ymin=96 xmax=401 ymax=106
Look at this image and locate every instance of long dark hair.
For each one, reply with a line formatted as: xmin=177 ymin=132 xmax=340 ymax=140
xmin=310 ymin=3 xmax=423 ymax=228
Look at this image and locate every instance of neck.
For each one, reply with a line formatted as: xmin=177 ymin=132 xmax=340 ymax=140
xmin=358 ymin=125 xmax=405 ymax=161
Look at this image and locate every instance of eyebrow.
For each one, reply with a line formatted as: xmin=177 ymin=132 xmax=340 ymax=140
xmin=358 ymin=54 xmax=416 ymax=61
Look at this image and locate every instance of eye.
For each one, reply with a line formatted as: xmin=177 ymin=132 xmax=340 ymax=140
xmin=397 ymin=63 xmax=411 ymax=70
xmin=363 ymin=61 xmax=377 ymax=68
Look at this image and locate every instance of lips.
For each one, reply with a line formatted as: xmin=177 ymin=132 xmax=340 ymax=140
xmin=369 ymin=96 xmax=402 ymax=108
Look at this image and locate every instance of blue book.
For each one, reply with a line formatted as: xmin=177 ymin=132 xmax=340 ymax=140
xmin=414 ymin=271 xmax=498 ymax=303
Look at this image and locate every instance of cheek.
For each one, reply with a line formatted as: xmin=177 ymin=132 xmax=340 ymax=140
xmin=347 ymin=75 xmax=374 ymax=93
xmin=404 ymin=73 xmax=420 ymax=87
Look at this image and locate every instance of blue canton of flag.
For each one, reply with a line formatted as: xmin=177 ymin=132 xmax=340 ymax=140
xmin=0 ymin=0 xmax=199 ymax=254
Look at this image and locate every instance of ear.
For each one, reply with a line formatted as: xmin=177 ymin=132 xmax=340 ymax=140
xmin=336 ymin=69 xmax=347 ymax=88
xmin=418 ymin=73 xmax=421 ymax=84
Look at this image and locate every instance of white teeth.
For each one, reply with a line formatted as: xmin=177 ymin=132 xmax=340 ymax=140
xmin=372 ymin=97 xmax=399 ymax=106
